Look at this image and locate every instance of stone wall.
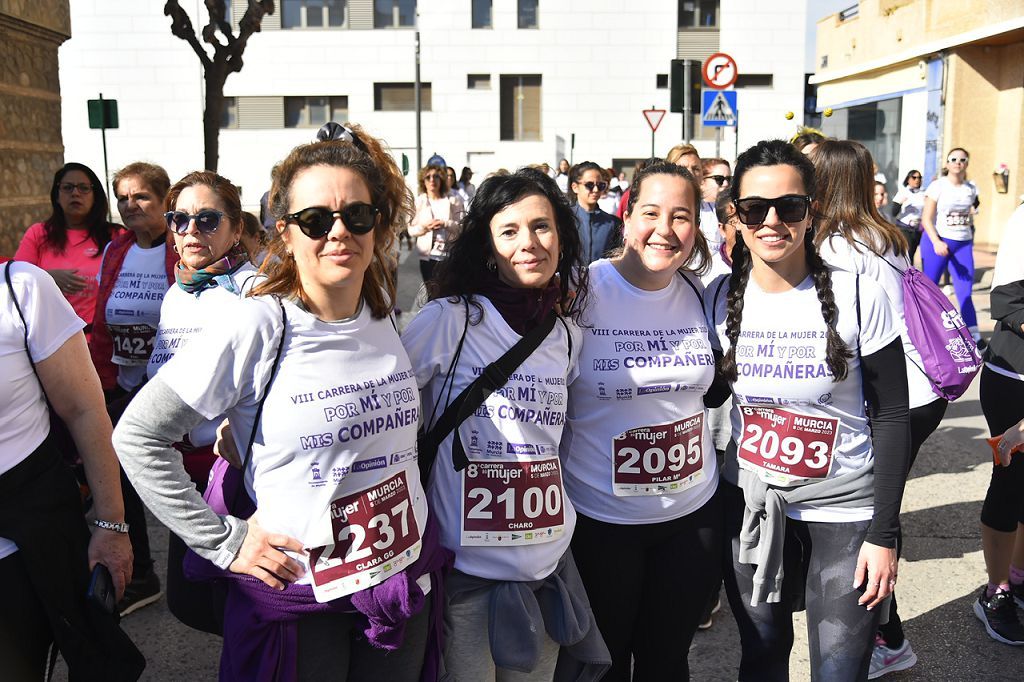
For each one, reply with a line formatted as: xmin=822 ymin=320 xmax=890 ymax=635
xmin=0 ymin=1 xmax=70 ymax=257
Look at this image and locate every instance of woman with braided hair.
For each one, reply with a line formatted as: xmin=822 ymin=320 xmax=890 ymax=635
xmin=709 ymin=139 xmax=911 ymax=682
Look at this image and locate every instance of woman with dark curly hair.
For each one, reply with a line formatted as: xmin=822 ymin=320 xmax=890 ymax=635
xmin=403 ymin=167 xmax=607 ymax=680
xmin=15 ymin=162 xmax=119 ymax=335
xmin=710 ymin=139 xmax=910 ymax=682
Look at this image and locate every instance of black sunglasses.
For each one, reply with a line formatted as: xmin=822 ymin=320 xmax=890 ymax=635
xmin=708 ymin=175 xmax=732 ymax=186
xmin=734 ymin=195 xmax=811 ymax=226
xmin=582 ymin=181 xmax=609 ymax=192
xmin=164 ymin=210 xmax=225 ymax=235
xmin=284 ymin=203 xmax=380 ymax=239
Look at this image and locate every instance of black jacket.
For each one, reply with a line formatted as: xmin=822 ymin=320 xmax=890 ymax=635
xmin=986 ymin=280 xmax=1024 ymax=375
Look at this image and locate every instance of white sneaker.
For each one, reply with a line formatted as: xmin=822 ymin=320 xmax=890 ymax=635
xmin=867 ymin=635 xmax=917 ymax=679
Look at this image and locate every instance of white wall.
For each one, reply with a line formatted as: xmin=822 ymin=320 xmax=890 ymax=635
xmin=59 ymin=1 xmax=808 ymax=210
xmin=897 ymin=90 xmax=928 ymax=184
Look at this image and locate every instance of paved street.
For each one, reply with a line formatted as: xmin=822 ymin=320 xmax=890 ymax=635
xmin=56 ymin=246 xmax=1022 ymax=680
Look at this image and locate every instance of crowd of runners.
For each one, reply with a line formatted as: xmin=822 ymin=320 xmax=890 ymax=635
xmin=2 ymin=120 xmax=1023 ymax=682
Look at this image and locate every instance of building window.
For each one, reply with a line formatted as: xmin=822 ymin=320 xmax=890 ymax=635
xmin=221 ymin=97 xmax=238 ymax=129
xmin=656 ymin=74 xmax=669 ymax=89
xmin=678 ymin=0 xmax=719 ymax=28
xmin=500 ymin=75 xmax=541 ymax=141
xmin=735 ymin=74 xmax=773 ymax=88
xmin=472 ymin=0 xmax=492 ymax=28
xmin=375 ymin=0 xmax=416 ymax=27
xmin=517 ymin=0 xmax=538 ymax=29
xmin=374 ymin=83 xmax=431 ymax=111
xmin=285 ymin=96 xmax=349 ymax=127
xmin=282 ymin=0 xmax=348 ymax=28
xmin=467 ymin=74 xmax=491 ymax=90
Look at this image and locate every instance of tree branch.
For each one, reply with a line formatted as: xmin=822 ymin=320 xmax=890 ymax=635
xmin=225 ymin=1 xmax=274 ymax=74
xmin=164 ymin=0 xmax=213 ymax=69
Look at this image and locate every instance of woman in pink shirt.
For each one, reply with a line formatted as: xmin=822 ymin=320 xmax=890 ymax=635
xmin=15 ymin=163 xmax=119 ymax=334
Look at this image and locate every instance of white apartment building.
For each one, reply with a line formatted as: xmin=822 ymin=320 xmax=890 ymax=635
xmin=59 ymin=0 xmax=809 ymax=210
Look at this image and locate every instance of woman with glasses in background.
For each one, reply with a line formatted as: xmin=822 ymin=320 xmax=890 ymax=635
xmin=570 ymin=161 xmax=622 ymax=265
xmin=15 ymin=163 xmax=119 ymax=337
xmin=920 ymin=148 xmax=983 ymax=345
xmin=700 ymin=157 xmax=733 ymax=254
xmin=892 ymin=170 xmax=925 ymax=261
xmin=409 ymin=164 xmax=465 ymax=284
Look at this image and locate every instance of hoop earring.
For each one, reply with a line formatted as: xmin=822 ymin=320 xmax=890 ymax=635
xmin=486 ymin=259 xmax=496 ymax=271
xmin=172 ymin=244 xmax=179 ymax=254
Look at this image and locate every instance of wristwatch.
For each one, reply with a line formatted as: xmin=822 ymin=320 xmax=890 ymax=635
xmin=93 ymin=519 xmax=130 ymax=534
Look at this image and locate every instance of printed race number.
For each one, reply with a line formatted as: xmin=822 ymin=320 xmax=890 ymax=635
xmin=461 ymin=457 xmax=565 ymax=546
xmin=737 ymin=405 xmax=839 ymax=485
xmin=307 ymin=470 xmax=421 ymax=602
xmin=612 ymin=413 xmax=706 ymax=496
xmin=945 ymin=211 xmax=972 ymax=228
xmin=108 ymin=324 xmax=156 ymax=365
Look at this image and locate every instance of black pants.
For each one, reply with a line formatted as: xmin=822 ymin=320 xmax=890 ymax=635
xmin=878 ymin=397 xmax=948 ymax=646
xmin=571 ymin=490 xmax=722 ymax=681
xmin=106 ymin=385 xmax=153 ymax=577
xmin=721 ymin=482 xmax=881 ymax=682
xmin=0 ymin=551 xmax=52 ymax=680
xmin=980 ymin=367 xmax=1024 ymax=531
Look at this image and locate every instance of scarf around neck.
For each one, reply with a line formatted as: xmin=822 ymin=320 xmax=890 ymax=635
xmin=175 ymin=242 xmax=249 ymax=296
xmin=478 ymin=273 xmax=561 ymax=335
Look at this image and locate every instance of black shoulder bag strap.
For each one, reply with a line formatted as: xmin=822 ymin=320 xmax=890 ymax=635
xmin=231 ymin=296 xmax=288 ymax=512
xmin=418 ymin=308 xmax=559 ymax=479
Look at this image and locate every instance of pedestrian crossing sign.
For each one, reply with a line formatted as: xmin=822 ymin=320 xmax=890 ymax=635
xmin=702 ymin=90 xmax=737 ymax=127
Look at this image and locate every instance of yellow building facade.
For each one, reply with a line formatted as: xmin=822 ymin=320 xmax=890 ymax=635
xmin=811 ymin=0 xmax=1024 ymax=247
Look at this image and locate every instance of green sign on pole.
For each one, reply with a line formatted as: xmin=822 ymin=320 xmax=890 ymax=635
xmin=88 ymin=97 xmax=119 ymax=129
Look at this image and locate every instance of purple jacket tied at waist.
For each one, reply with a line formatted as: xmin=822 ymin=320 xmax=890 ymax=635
xmin=183 ymin=457 xmax=452 ymax=682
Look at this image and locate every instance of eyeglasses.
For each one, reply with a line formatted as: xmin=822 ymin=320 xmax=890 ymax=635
xmin=59 ymin=182 xmax=94 ymax=194
xmin=708 ymin=175 xmax=732 ymax=186
xmin=424 ymin=175 xmax=442 ymax=182
xmin=284 ymin=204 xmax=380 ymax=239
xmin=582 ymin=181 xmax=609 ymax=192
xmin=164 ymin=210 xmax=225 ymax=235
xmin=734 ymin=195 xmax=811 ymax=225
xmin=947 ymin=157 xmax=968 ymax=164
xmin=908 ymin=174 xmax=922 ymax=180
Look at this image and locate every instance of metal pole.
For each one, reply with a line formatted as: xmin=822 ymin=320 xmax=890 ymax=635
xmin=650 ymin=106 xmax=655 ymax=158
xmin=414 ymin=30 xmax=422 ymax=171
xmin=715 ymin=127 xmax=721 ymax=158
xmin=99 ymin=93 xmax=111 ymax=222
xmin=570 ymin=133 xmax=575 ymax=165
xmin=683 ymin=60 xmax=692 ymax=143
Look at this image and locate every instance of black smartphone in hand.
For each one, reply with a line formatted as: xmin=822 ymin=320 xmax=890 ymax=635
xmin=87 ymin=563 xmax=116 ymax=615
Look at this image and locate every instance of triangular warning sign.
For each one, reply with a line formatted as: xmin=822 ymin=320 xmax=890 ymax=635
xmin=704 ymin=92 xmax=736 ymax=123
xmin=643 ymin=109 xmax=666 ymax=132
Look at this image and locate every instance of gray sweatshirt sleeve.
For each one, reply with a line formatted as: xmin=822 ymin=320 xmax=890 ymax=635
xmin=114 ymin=377 xmax=248 ymax=569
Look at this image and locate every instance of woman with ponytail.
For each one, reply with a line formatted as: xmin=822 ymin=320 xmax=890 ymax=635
xmin=115 ymin=123 xmax=447 ymax=680
xmin=710 ymin=139 xmax=911 ymax=682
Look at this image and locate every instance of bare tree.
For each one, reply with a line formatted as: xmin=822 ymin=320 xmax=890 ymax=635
xmin=164 ymin=0 xmax=275 ymax=171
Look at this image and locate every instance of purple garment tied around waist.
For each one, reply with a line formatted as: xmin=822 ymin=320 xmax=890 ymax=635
xmin=183 ymin=458 xmax=452 ymax=682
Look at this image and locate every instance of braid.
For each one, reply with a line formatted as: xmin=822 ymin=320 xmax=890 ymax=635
xmin=720 ymin=238 xmax=752 ymax=382
xmin=804 ymin=236 xmax=853 ymax=381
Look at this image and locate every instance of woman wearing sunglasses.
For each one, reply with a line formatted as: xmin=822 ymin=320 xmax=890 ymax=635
xmin=920 ymin=148 xmax=982 ymax=345
xmin=15 ymin=162 xmax=119 ymax=337
xmin=403 ymin=168 xmax=607 ymax=680
xmin=409 ymin=163 xmax=465 ymax=284
xmin=711 ymin=139 xmax=910 ymax=682
xmin=892 ymin=169 xmax=925 ymax=261
xmin=115 ymin=123 xmax=446 ymax=680
xmin=570 ymin=161 xmax=622 ymax=265
xmin=810 ymin=140 xmax=947 ymax=677
xmin=87 ymin=162 xmax=177 ymax=618
xmin=563 ymin=161 xmax=723 ymax=680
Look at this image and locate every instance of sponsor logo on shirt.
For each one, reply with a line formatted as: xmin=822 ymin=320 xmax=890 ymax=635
xmin=352 ymin=456 xmax=388 ymax=473
xmin=637 ymin=384 xmax=670 ymax=395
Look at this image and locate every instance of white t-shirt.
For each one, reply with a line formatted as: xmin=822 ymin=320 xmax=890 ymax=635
xmin=103 ymin=243 xmax=170 ymax=390
xmin=563 ymin=260 xmax=718 ymax=524
xmin=818 ymin=234 xmax=938 ymax=409
xmin=147 ymin=264 xmax=257 ymax=445
xmin=700 ymin=200 xmax=723 ymax=251
xmin=161 ymin=295 xmax=428 ymax=593
xmin=925 ymin=177 xmax=978 ymax=242
xmin=402 ymin=296 xmax=581 ymax=582
xmin=700 ymin=245 xmax=732 ymax=288
xmin=892 ymin=187 xmax=925 ymax=227
xmin=711 ymin=270 xmax=899 ymax=523
xmin=0 ymin=262 xmax=84 ymax=559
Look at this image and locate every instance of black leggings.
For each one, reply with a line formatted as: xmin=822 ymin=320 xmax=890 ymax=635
xmin=980 ymin=367 xmax=1024 ymax=532
xmin=0 ymin=552 xmax=52 ymax=680
xmin=878 ymin=397 xmax=948 ymax=646
xmin=721 ymin=482 xmax=881 ymax=682
xmin=571 ymin=491 xmax=722 ymax=681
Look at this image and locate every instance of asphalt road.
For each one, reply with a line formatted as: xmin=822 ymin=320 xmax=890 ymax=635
xmin=56 ymin=246 xmax=1022 ymax=680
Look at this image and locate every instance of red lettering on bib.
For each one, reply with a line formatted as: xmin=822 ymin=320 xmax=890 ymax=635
xmin=307 ymin=470 xmax=422 ymax=602
xmin=461 ymin=457 xmax=565 ymax=546
xmin=109 ymin=323 xmax=156 ymax=365
xmin=612 ymin=412 xmax=706 ymax=496
xmin=737 ymin=405 xmax=839 ymax=485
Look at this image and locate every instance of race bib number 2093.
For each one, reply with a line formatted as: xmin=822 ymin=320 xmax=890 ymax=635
xmin=737 ymin=405 xmax=839 ymax=486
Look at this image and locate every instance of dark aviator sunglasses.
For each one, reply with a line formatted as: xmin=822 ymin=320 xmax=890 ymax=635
xmin=733 ymin=195 xmax=811 ymax=226
xmin=284 ymin=203 xmax=380 ymax=239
